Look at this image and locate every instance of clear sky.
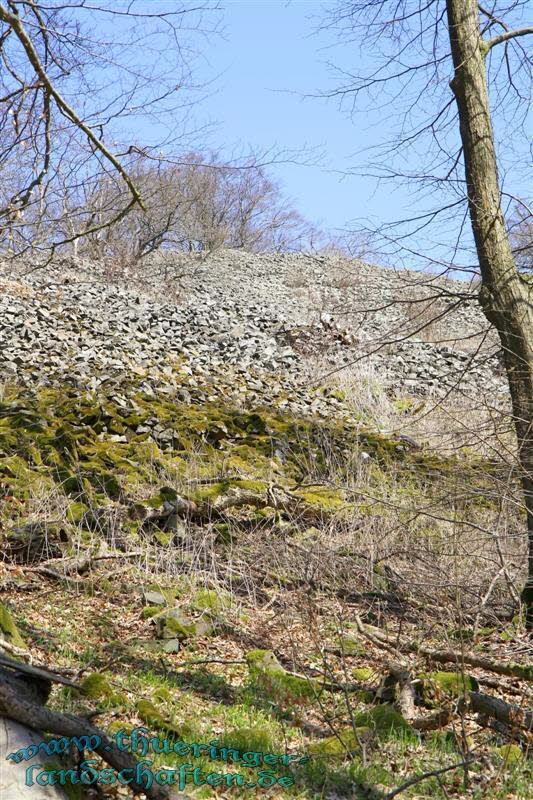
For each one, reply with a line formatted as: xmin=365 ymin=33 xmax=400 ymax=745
xmin=196 ymin=0 xmax=407 ymax=241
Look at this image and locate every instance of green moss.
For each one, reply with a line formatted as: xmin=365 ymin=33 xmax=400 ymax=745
xmin=189 ymin=482 xmax=228 ymax=503
xmin=0 ymin=455 xmax=32 ymax=480
xmin=417 ymin=671 xmax=479 ymax=706
xmin=80 ymin=672 xmax=110 ymax=698
xmin=224 ymin=444 xmax=272 ymax=475
xmin=0 ymin=381 xmax=504 ymax=593
xmin=246 ymin=649 xmax=319 ymax=707
xmin=309 ymin=727 xmax=370 ymax=756
xmin=246 ymin=649 xmax=283 ymax=671
xmin=0 ymin=602 xmax=26 ymax=649
xmin=155 ymin=608 xmax=213 ymax=640
xmin=152 ymin=686 xmax=173 ymax=703
xmin=152 ymin=531 xmax=172 ymax=546
xmin=146 ymin=583 xmax=186 ymax=604
xmin=141 ymin=606 xmax=162 ymax=619
xmin=191 ymin=588 xmax=233 ymax=614
xmin=61 ymin=474 xmax=87 ymax=495
xmin=351 ymin=667 xmax=374 ymax=682
xmin=394 ymin=397 xmax=417 ymax=413
xmin=161 ymin=616 xmax=197 ymax=638
xmin=217 ymin=726 xmax=276 ymax=756
xmin=136 ymin=699 xmax=182 ymax=735
xmin=233 ymin=479 xmax=267 ymax=492
xmin=213 ymin=522 xmax=237 ymax=544
xmin=82 ymin=464 xmax=122 ymax=498
xmin=352 ymin=704 xmax=416 ymax=740
xmin=335 ymin=635 xmax=366 ymax=657
xmin=80 ymin=672 xmax=126 ymax=706
xmin=66 ymin=501 xmax=88 ymax=523
xmin=292 ymin=487 xmax=346 ymax=512
xmin=492 ymin=744 xmax=524 ymax=764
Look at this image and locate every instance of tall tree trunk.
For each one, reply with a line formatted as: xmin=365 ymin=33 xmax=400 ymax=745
xmin=446 ymin=0 xmax=533 ymax=626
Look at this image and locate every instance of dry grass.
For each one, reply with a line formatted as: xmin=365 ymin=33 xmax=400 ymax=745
xmin=9 ymin=401 xmax=523 ymax=630
xmin=2 ymin=394 xmax=531 ymax=800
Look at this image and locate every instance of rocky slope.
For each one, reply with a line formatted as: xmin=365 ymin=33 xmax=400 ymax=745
xmin=1 ymin=255 xmax=530 ymax=800
xmin=0 ymin=250 xmax=507 ymax=413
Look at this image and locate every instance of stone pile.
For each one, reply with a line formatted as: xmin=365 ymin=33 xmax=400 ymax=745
xmin=0 ymin=250 xmax=508 ymax=413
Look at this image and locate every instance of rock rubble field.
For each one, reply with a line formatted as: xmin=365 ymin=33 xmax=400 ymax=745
xmin=0 ymin=249 xmax=507 ymax=415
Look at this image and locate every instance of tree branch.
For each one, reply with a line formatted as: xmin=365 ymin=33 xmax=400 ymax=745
xmin=0 ymin=2 xmax=144 ymax=212
xmin=384 ymin=758 xmax=474 ymax=800
xmin=484 ymin=28 xmax=533 ymax=52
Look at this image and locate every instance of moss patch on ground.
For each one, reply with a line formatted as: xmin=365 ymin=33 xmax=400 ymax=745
xmin=0 ymin=386 xmax=496 ymax=515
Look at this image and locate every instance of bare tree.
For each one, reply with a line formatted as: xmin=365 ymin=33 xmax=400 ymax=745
xmin=66 ymin=150 xmax=323 ymax=264
xmin=171 ymin=151 xmax=322 ymax=253
xmin=318 ymin=1 xmax=533 ymax=625
xmin=0 ymin=0 xmax=220 ymax=259
xmin=509 ymin=203 xmax=533 ymax=272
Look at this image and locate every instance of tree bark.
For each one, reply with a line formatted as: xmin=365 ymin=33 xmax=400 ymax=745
xmin=466 ymin=691 xmax=533 ymax=732
xmin=446 ymin=0 xmax=533 ymax=626
xmin=0 ymin=670 xmax=169 ymax=800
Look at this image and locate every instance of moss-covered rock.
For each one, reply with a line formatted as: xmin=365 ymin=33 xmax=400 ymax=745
xmin=0 ymin=602 xmax=26 ymax=649
xmin=351 ymin=667 xmax=374 ymax=682
xmin=190 ymin=587 xmax=234 ymax=615
xmin=308 ymin=727 xmax=370 ymax=756
xmin=0 ymin=385 xmax=496 ymax=507
xmin=291 ymin=487 xmax=346 ymax=513
xmin=335 ymin=635 xmax=366 ymax=657
xmin=217 ymin=726 xmax=276 ymax=757
xmin=2 ymin=521 xmax=65 ymax=563
xmin=136 ymin=699 xmax=182 ymax=735
xmin=154 ymin=608 xmax=213 ymax=640
xmin=417 ymin=671 xmax=479 ymax=707
xmin=142 ymin=590 xmax=166 ymax=606
xmin=352 ymin=704 xmax=416 ymax=740
xmin=141 ymin=606 xmax=163 ymax=619
xmin=80 ymin=672 xmax=127 ymax=706
xmin=245 ymin=649 xmax=319 ymax=707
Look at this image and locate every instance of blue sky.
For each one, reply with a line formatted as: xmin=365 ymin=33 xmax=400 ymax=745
xmin=96 ymin=0 xmax=531 ymax=268
xmin=189 ymin=1 xmax=530 ymax=264
xmin=197 ymin=0 xmax=403 ymax=240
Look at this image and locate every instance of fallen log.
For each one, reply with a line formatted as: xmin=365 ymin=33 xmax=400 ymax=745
xmin=0 ymin=653 xmax=80 ymax=689
xmin=354 ymin=619 xmax=533 ymax=733
xmin=354 ymin=615 xmax=533 ymax=682
xmin=1 ymin=602 xmax=169 ymax=800
xmin=141 ymin=484 xmax=348 ymax=532
xmin=0 ymin=668 xmax=169 ymax=800
xmin=465 ymin=691 xmax=533 ymax=732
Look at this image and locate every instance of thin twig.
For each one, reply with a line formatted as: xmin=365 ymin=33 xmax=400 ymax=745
xmin=384 ymin=758 xmax=475 ymax=799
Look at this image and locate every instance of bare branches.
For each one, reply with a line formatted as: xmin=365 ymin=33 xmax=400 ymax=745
xmin=66 ymin=150 xmax=324 ymax=266
xmin=0 ymin=0 xmax=221 ymax=257
xmin=484 ymin=26 xmax=533 ymax=51
xmin=0 ymin=1 xmax=141 ymax=213
xmin=384 ymin=758 xmax=475 ymax=800
xmin=354 ymin=615 xmax=533 ymax=681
